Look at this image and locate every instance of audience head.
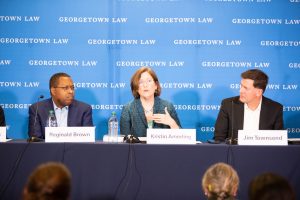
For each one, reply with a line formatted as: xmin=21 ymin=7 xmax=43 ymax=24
xmin=23 ymin=162 xmax=71 ymax=200
xmin=49 ymin=72 xmax=75 ymax=108
xmin=130 ymin=66 xmax=161 ymax=99
xmin=248 ymin=172 xmax=296 ymax=200
xmin=202 ymin=162 xmax=239 ymax=200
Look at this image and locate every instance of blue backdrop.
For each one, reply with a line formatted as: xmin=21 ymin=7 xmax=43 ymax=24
xmin=1 ymin=0 xmax=300 ymax=141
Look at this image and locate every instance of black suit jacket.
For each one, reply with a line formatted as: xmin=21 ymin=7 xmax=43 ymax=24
xmin=28 ymin=98 xmax=93 ymax=138
xmin=214 ymin=96 xmax=284 ymax=142
xmin=0 ymin=106 xmax=6 ymax=126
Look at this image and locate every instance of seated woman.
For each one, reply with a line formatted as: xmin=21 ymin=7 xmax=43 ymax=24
xmin=120 ymin=67 xmax=181 ymax=139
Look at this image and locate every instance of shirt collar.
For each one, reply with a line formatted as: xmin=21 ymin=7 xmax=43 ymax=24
xmin=245 ymin=98 xmax=262 ymax=112
xmin=52 ymin=99 xmax=69 ymax=111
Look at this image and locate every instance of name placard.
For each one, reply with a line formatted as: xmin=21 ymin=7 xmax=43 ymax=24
xmin=238 ymin=130 xmax=288 ymax=146
xmin=45 ymin=127 xmax=95 ymax=143
xmin=0 ymin=127 xmax=6 ymax=142
xmin=147 ymin=129 xmax=196 ymax=144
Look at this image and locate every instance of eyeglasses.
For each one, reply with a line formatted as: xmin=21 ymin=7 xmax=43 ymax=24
xmin=54 ymin=85 xmax=75 ymax=91
xmin=139 ymin=79 xmax=154 ymax=86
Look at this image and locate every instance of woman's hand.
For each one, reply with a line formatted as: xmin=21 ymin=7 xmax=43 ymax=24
xmin=151 ymin=107 xmax=179 ymax=128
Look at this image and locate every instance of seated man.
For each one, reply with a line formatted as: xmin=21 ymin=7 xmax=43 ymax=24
xmin=28 ymin=72 xmax=93 ymax=139
xmin=214 ymin=69 xmax=284 ymax=143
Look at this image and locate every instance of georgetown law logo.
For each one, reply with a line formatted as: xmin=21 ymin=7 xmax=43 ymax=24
xmin=74 ymin=82 xmax=126 ymax=89
xmin=116 ymin=60 xmax=184 ymax=67
xmin=0 ymin=38 xmax=68 ymax=44
xmin=202 ymin=61 xmax=270 ymax=68
xmin=88 ymin=39 xmax=156 ymax=45
xmin=205 ymin=0 xmax=271 ymax=3
xmin=0 ymin=82 xmax=39 ymax=88
xmin=232 ymin=18 xmax=300 ymax=25
xmin=0 ymin=60 xmax=11 ymax=66
xmin=261 ymin=40 xmax=300 ymax=47
xmin=91 ymin=104 xmax=123 ymax=110
xmin=145 ymin=17 xmax=213 ymax=24
xmin=29 ymin=60 xmax=98 ymax=67
xmin=174 ymin=39 xmax=242 ymax=46
xmin=174 ymin=104 xmax=220 ymax=111
xmin=230 ymin=83 xmax=298 ymax=90
xmin=0 ymin=16 xmax=40 ymax=22
xmin=58 ymin=17 xmax=127 ymax=23
xmin=0 ymin=103 xmax=31 ymax=109
xmin=160 ymin=82 xmax=213 ymax=89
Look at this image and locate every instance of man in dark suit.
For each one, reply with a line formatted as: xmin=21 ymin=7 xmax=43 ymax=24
xmin=28 ymin=72 xmax=93 ymax=139
xmin=214 ymin=69 xmax=284 ymax=143
xmin=0 ymin=106 xmax=6 ymax=126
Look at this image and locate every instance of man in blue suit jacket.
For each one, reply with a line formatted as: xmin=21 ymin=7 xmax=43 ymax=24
xmin=214 ymin=69 xmax=284 ymax=143
xmin=28 ymin=72 xmax=93 ymax=139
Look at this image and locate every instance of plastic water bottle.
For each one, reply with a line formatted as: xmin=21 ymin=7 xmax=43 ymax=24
xmin=108 ymin=111 xmax=118 ymax=142
xmin=47 ymin=110 xmax=58 ymax=127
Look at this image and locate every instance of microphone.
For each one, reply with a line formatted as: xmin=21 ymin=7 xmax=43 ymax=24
xmin=28 ymin=95 xmax=44 ymax=142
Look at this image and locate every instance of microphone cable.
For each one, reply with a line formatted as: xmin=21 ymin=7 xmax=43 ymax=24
xmin=0 ymin=142 xmax=31 ymax=199
xmin=113 ymin=143 xmax=142 ymax=200
xmin=113 ymin=143 xmax=133 ymax=200
xmin=226 ymin=143 xmax=235 ymax=166
xmin=114 ymin=101 xmax=142 ymax=199
xmin=131 ymin=144 xmax=142 ymax=200
xmin=129 ymin=102 xmax=142 ymax=199
xmin=61 ymin=142 xmax=66 ymax=163
xmin=226 ymin=99 xmax=236 ymax=166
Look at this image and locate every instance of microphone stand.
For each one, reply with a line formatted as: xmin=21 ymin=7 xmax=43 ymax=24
xmin=28 ymin=95 xmax=44 ymax=142
xmin=226 ymin=100 xmax=236 ymax=145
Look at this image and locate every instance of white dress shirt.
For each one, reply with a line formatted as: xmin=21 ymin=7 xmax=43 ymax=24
xmin=53 ymin=101 xmax=69 ymax=127
xmin=243 ymin=99 xmax=262 ymax=130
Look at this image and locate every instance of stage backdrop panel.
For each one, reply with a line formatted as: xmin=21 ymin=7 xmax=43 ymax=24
xmin=0 ymin=0 xmax=300 ymax=140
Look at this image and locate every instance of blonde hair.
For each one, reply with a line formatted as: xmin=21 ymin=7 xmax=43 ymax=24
xmin=202 ymin=162 xmax=239 ymax=200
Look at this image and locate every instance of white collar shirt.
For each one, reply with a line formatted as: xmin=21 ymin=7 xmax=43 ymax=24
xmin=243 ymin=99 xmax=262 ymax=131
xmin=52 ymin=100 xmax=69 ymax=127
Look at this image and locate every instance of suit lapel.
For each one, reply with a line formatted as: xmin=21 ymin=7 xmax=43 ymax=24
xmin=135 ymin=99 xmax=148 ymax=127
xmin=46 ymin=99 xmax=55 ymax=112
xmin=259 ymin=96 xmax=266 ymax=129
xmin=44 ymin=99 xmax=55 ymax=119
xmin=67 ymin=101 xmax=75 ymax=126
xmin=233 ymin=98 xmax=244 ymax=131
